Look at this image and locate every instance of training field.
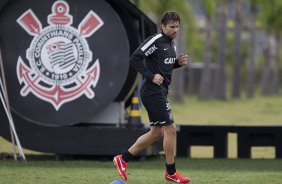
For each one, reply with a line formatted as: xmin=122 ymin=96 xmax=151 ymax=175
xmin=142 ymin=95 xmax=282 ymax=126
xmin=1 ymin=95 xmax=282 ymax=183
xmin=0 ymin=157 xmax=282 ymax=184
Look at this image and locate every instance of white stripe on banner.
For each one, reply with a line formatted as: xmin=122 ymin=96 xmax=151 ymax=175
xmin=0 ymin=49 xmax=26 ymax=162
xmin=0 ymin=79 xmax=26 ymax=161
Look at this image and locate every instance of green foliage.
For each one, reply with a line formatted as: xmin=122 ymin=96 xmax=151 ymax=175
xmin=131 ymin=0 xmax=197 ymax=58
xmin=256 ymin=0 xmax=282 ymax=35
xmin=130 ymin=0 xmax=282 ymax=95
xmin=226 ymin=32 xmax=249 ymax=66
xmin=193 ymin=30 xmax=249 ymax=66
xmin=191 ymin=32 xmax=205 ymax=62
xmin=194 ymin=0 xmax=216 ymax=18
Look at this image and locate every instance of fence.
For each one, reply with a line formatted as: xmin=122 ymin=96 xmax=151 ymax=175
xmin=176 ymin=125 xmax=282 ymax=158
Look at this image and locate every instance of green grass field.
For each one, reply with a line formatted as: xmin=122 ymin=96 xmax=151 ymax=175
xmin=0 ymin=158 xmax=282 ymax=184
xmin=141 ymin=95 xmax=282 ymax=126
xmin=1 ymin=95 xmax=282 ymax=183
xmin=1 ymin=95 xmax=281 ymax=158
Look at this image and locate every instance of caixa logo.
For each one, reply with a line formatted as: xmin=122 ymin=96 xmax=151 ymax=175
xmin=164 ymin=57 xmax=176 ymax=64
xmin=16 ymin=0 xmax=103 ymax=110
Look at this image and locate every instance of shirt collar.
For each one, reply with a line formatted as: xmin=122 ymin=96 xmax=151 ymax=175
xmin=161 ymin=31 xmax=173 ymax=41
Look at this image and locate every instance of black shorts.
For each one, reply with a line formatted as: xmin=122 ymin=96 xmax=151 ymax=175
xmin=141 ymin=93 xmax=174 ymax=126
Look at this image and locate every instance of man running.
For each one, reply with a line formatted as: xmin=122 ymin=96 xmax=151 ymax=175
xmin=114 ymin=11 xmax=191 ymax=183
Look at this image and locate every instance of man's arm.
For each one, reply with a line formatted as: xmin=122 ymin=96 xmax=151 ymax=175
xmin=174 ymin=59 xmax=182 ymax=69
xmin=130 ymin=34 xmax=162 ymax=81
xmin=130 ymin=49 xmax=155 ymax=81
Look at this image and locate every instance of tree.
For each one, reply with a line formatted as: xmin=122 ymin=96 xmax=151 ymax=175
xmin=231 ymin=0 xmax=244 ymax=98
xmin=258 ymin=0 xmax=282 ymax=95
xmin=267 ymin=3 xmax=282 ymax=94
xmin=214 ymin=0 xmax=228 ymax=100
xmin=246 ymin=2 xmax=258 ymax=98
xmin=172 ymin=32 xmax=186 ymax=102
xmin=198 ymin=0 xmax=216 ymax=100
xmin=261 ymin=36 xmax=272 ymax=95
xmin=272 ymin=37 xmax=281 ymax=94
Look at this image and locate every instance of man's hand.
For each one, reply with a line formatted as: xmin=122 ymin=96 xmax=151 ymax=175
xmin=152 ymin=74 xmax=164 ymax=86
xmin=177 ymin=54 xmax=188 ymax=65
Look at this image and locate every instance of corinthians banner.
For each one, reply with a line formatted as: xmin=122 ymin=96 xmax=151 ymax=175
xmin=17 ymin=1 xmax=103 ymax=110
xmin=0 ymin=0 xmax=130 ymax=126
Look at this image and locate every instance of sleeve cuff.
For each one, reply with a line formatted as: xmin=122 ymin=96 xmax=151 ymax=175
xmin=143 ymin=70 xmax=155 ymax=81
xmin=174 ymin=59 xmax=182 ymax=68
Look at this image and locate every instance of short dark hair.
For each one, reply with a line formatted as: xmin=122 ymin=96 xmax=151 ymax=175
xmin=161 ymin=11 xmax=180 ymax=25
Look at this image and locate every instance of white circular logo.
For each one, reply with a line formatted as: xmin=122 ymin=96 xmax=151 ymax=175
xmin=27 ymin=25 xmax=92 ymax=85
xmin=16 ymin=0 xmax=104 ymax=110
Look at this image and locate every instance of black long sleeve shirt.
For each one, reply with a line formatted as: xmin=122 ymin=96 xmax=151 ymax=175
xmin=130 ymin=31 xmax=181 ymax=96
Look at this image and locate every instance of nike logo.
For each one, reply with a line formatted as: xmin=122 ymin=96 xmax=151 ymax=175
xmin=167 ymin=176 xmax=181 ymax=183
xmin=175 ymin=179 xmax=181 ymax=183
xmin=164 ymin=48 xmax=168 ymax=50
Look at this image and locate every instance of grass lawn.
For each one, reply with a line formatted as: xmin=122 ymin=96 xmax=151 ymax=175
xmin=0 ymin=157 xmax=282 ymax=184
xmin=1 ymin=95 xmax=282 ymax=184
xmin=1 ymin=95 xmax=282 ymax=158
xmin=139 ymin=95 xmax=282 ymax=159
xmin=141 ymin=95 xmax=282 ymax=126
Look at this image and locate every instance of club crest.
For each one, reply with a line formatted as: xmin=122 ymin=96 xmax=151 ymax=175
xmin=16 ymin=0 xmax=103 ymax=110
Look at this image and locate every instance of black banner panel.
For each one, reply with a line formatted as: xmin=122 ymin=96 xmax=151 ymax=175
xmin=0 ymin=0 xmax=157 ymax=155
xmin=0 ymin=0 xmax=129 ymax=126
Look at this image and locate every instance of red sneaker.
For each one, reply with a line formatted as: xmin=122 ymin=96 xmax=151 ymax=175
xmin=165 ymin=171 xmax=191 ymax=183
xmin=113 ymin=155 xmax=128 ymax=180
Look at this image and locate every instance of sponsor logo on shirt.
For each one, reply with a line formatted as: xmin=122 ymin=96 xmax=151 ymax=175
xmin=145 ymin=45 xmax=157 ymax=56
xmin=164 ymin=57 xmax=176 ymax=64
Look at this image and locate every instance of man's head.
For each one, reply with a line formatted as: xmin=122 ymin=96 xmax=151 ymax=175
xmin=160 ymin=11 xmax=180 ymax=39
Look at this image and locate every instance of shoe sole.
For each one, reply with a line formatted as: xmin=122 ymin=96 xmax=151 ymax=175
xmin=113 ymin=157 xmax=127 ymax=180
xmin=165 ymin=177 xmax=191 ymax=183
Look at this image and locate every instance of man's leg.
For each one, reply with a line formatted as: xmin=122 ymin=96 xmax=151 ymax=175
xmin=163 ymin=123 xmax=191 ymax=183
xmin=113 ymin=126 xmax=163 ymax=180
xmin=128 ymin=126 xmax=163 ymax=155
xmin=163 ymin=123 xmax=176 ymax=165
